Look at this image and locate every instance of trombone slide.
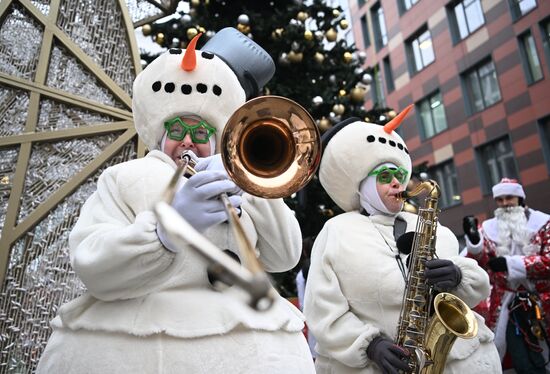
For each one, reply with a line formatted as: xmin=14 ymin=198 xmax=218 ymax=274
xmin=154 ymin=201 xmax=276 ymax=311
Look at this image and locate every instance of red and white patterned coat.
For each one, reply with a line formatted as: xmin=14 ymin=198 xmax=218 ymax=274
xmin=466 ymin=211 xmax=550 ymax=339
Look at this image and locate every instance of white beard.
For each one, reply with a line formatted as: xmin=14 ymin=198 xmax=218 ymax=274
xmin=494 ymin=206 xmax=536 ymax=256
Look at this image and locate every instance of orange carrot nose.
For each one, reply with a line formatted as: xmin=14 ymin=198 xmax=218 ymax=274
xmin=181 ymin=33 xmax=202 ymax=71
xmin=383 ymin=104 xmax=413 ymax=134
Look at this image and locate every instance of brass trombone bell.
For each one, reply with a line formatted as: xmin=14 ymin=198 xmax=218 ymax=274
xmin=221 ymin=95 xmax=321 ymax=198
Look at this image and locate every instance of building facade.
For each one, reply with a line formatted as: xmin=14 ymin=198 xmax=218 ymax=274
xmin=350 ymin=0 xmax=550 ymax=237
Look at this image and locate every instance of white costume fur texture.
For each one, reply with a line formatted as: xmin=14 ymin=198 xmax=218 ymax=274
xmin=305 ymin=119 xmax=501 ymax=373
xmin=38 ymin=34 xmax=315 ymax=372
xmin=37 ymin=151 xmax=314 ymax=373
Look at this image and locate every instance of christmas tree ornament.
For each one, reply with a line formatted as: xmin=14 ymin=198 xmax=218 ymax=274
xmin=315 ymin=30 xmax=324 ymax=41
xmin=172 ymin=23 xmax=179 ymax=30
xmin=343 ymin=51 xmax=353 ymax=63
xmin=288 ymin=50 xmax=303 ymax=63
xmin=297 ymin=11 xmax=308 ymax=22
xmin=314 ymin=52 xmax=325 ymax=63
xmin=338 ymin=89 xmax=346 ymax=97
xmin=326 ymin=28 xmax=337 ymax=42
xmin=198 ymin=26 xmax=206 ymax=34
xmin=332 ymin=9 xmax=341 ymax=17
xmin=354 ymin=67 xmax=363 ymax=75
xmin=319 ymin=117 xmax=331 ymax=131
xmin=312 ymin=96 xmax=323 ymax=106
xmin=329 ymin=74 xmax=336 ymax=83
xmin=379 ymin=115 xmax=387 ymax=122
xmin=304 ymin=30 xmax=313 ymax=41
xmin=156 ymin=32 xmax=165 ymax=45
xmin=142 ymin=24 xmax=152 ymax=36
xmin=387 ymin=110 xmax=397 ymax=119
xmin=339 ymin=19 xmax=349 ymax=29
xmin=278 ymin=52 xmax=290 ymax=65
xmin=332 ymin=104 xmax=345 ymax=115
xmin=171 ymin=37 xmax=180 ymax=47
xmin=190 ymin=0 xmax=200 ymax=7
xmin=350 ymin=87 xmax=366 ymax=102
xmin=181 ymin=14 xmax=192 ymax=23
xmin=206 ymin=30 xmax=215 ymax=38
xmin=289 ymin=18 xmax=300 ymax=26
xmin=358 ymin=51 xmax=367 ymax=63
xmin=362 ymin=73 xmax=372 ymax=84
xmin=187 ymin=27 xmax=198 ymax=40
xmin=238 ymin=14 xmax=250 ymax=25
xmin=291 ymin=41 xmax=300 ymax=51
xmin=237 ymin=23 xmax=250 ymax=33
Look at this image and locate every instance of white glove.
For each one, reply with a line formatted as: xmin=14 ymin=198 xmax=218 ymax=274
xmin=195 ymin=153 xmax=243 ymax=197
xmin=173 ymin=170 xmax=241 ymax=232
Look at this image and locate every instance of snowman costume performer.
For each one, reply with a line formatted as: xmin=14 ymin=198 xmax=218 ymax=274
xmin=37 ymin=28 xmax=314 ymax=373
xmin=303 ymin=114 xmax=501 ymax=373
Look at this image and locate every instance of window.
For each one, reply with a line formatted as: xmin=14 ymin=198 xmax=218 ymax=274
xmin=371 ymin=3 xmax=388 ymax=50
xmin=428 ymin=161 xmax=461 ymax=208
xmin=463 ymin=59 xmax=501 ymax=113
xmin=417 ymin=92 xmax=447 ymax=139
xmin=518 ymin=31 xmax=543 ymax=83
xmin=360 ymin=15 xmax=371 ymax=48
xmin=539 ymin=116 xmax=550 ymax=172
xmin=477 ymin=137 xmax=519 ymax=193
xmin=451 ymin=0 xmax=485 ymax=40
xmin=510 ymin=0 xmax=537 ymax=20
xmin=383 ymin=56 xmax=394 ymax=93
xmin=407 ymin=28 xmax=435 ymax=74
xmin=371 ymin=65 xmax=386 ymax=106
xmin=541 ymin=19 xmax=550 ymax=66
xmin=399 ymin=0 xmax=420 ymax=14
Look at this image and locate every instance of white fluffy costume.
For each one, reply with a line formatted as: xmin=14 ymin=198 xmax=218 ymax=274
xmin=303 ymin=116 xmax=501 ymax=373
xmin=37 ymin=28 xmax=314 ymax=373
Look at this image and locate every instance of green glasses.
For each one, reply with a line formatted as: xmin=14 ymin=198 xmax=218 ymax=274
xmin=164 ymin=117 xmax=216 ymax=144
xmin=368 ymin=166 xmax=409 ymax=184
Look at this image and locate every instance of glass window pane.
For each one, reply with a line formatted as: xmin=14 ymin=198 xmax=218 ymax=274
xmin=518 ymin=0 xmax=537 ymax=15
xmin=467 ymin=72 xmax=484 ymax=111
xmin=523 ymin=34 xmax=543 ymax=81
xmin=377 ymin=8 xmax=388 ymax=46
xmin=420 ymin=100 xmax=434 ymax=138
xmin=478 ymin=62 xmax=501 ymax=106
xmin=464 ymin=0 xmax=484 ymax=33
xmin=429 ymin=161 xmax=460 ymax=208
xmin=419 ymin=31 xmax=435 ymax=66
xmin=454 ymin=4 xmax=469 ymax=39
xmin=431 ymin=93 xmax=447 ymax=133
xmin=412 ymin=39 xmax=423 ymax=71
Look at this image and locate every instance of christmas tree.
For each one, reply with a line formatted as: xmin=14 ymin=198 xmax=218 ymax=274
xmin=141 ymin=0 xmax=396 ymax=296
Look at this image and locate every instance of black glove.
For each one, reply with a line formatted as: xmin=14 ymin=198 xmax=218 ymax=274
xmin=366 ymin=336 xmax=411 ymax=374
xmin=425 ymin=259 xmax=462 ymax=291
xmin=462 ymin=215 xmax=480 ymax=244
xmin=487 ymin=256 xmax=508 ymax=272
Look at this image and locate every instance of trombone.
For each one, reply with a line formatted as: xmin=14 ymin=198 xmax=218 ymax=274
xmin=154 ymin=96 xmax=321 ymax=311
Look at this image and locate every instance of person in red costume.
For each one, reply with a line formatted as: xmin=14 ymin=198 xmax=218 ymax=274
xmin=464 ymin=178 xmax=550 ymax=374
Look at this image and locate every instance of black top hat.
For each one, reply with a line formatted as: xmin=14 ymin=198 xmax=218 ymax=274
xmin=202 ymin=27 xmax=275 ymax=99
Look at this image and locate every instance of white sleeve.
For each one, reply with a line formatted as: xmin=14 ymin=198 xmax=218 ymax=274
xmin=304 ymin=225 xmax=380 ymax=369
xmin=465 ymin=233 xmax=484 ymax=255
xmin=69 ymin=165 xmax=181 ymax=301
xmin=505 ymin=255 xmax=527 ymax=282
xmin=241 ymin=195 xmax=302 ymax=272
xmin=436 ymin=226 xmax=490 ymax=307
xmin=450 ymin=255 xmax=491 ymax=307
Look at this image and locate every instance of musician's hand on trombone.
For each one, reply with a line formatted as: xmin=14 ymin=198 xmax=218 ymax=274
xmin=195 ymin=154 xmax=243 ymax=196
xmin=171 ymin=170 xmax=242 ymax=233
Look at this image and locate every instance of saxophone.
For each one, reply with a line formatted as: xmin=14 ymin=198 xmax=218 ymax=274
xmin=395 ymin=180 xmax=478 ymax=374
